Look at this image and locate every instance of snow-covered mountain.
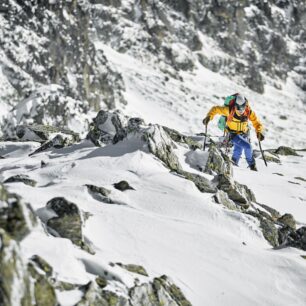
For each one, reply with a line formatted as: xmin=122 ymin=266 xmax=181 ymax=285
xmin=1 ymin=1 xmax=306 ymax=306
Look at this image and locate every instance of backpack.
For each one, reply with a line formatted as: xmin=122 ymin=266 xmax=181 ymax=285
xmin=217 ymin=94 xmax=237 ymax=131
xmin=217 ymin=94 xmax=251 ymax=131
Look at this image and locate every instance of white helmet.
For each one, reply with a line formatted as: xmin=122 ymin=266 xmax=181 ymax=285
xmin=235 ymin=94 xmax=246 ymax=111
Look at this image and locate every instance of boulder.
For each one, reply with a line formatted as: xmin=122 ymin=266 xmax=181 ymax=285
xmin=46 ymin=197 xmax=92 ymax=253
xmin=87 ymin=110 xmax=128 ymax=146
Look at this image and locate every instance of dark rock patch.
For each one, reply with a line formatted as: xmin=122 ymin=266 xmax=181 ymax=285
xmin=3 ymin=174 xmax=37 ymax=187
xmin=113 ymin=181 xmax=135 ymax=192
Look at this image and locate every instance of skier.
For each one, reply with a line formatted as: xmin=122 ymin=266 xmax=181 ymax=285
xmin=202 ymin=94 xmax=264 ymax=171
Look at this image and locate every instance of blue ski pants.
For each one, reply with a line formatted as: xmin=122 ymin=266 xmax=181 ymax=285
xmin=231 ymin=133 xmax=255 ymax=166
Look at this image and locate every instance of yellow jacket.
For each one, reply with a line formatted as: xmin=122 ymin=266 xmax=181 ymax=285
xmin=206 ymin=105 xmax=263 ymax=134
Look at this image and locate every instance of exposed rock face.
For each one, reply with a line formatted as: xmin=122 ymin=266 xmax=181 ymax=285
xmin=91 ymin=1 xmax=306 ymax=95
xmin=0 ymin=0 xmax=126 ymax=138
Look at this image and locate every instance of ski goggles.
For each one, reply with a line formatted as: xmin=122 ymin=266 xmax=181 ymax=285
xmin=235 ymin=103 xmax=246 ymax=112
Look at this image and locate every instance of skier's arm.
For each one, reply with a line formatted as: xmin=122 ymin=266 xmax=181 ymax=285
xmin=206 ymin=106 xmax=229 ymax=121
xmin=249 ymin=110 xmax=263 ymax=133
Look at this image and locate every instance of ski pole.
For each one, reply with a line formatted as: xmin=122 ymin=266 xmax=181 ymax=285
xmin=203 ymin=124 xmax=208 ymax=151
xmin=258 ymin=139 xmax=267 ymax=167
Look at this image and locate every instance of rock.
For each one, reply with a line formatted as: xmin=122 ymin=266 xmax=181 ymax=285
xmin=0 ymin=184 xmax=37 ymax=241
xmin=30 ymin=255 xmax=53 ymax=278
xmin=163 ymin=126 xmax=201 ymax=150
xmin=204 ymin=143 xmax=233 ymax=176
xmin=16 ymin=124 xmax=79 ymax=143
xmin=87 ymin=110 xmax=128 ymax=146
xmin=287 ymin=227 xmax=306 ymax=251
xmin=116 ymin=263 xmax=149 ymax=276
xmin=256 ymin=203 xmax=281 ymax=221
xmin=294 ymin=177 xmax=306 ymax=182
xmin=178 ymin=170 xmax=216 ymax=194
xmin=247 ymin=211 xmax=279 ymax=247
xmin=76 ymin=281 xmax=129 ymax=306
xmin=213 ymin=190 xmax=239 ymax=211
xmin=262 ymin=152 xmax=281 ymax=164
xmin=86 ymin=184 xmax=113 ymax=203
xmin=145 ymin=125 xmax=182 ymax=172
xmin=95 ymin=276 xmax=108 ymax=289
xmin=46 ymin=197 xmax=92 ymax=253
xmin=3 ymin=174 xmax=37 ymax=187
xmin=277 ymin=214 xmax=296 ymax=230
xmin=274 ymin=146 xmax=299 ymax=156
xmin=130 ymin=275 xmax=192 ymax=306
xmin=27 ymin=261 xmax=57 ymax=306
xmin=217 ymin=174 xmax=256 ymax=208
xmin=29 ymin=133 xmax=79 ymax=156
xmin=113 ymin=181 xmax=135 ymax=192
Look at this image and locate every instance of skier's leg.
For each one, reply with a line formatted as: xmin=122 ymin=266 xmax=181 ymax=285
xmin=231 ymin=135 xmax=243 ymax=165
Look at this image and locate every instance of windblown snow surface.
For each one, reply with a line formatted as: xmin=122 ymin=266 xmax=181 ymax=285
xmin=1 ymin=45 xmax=306 ymax=306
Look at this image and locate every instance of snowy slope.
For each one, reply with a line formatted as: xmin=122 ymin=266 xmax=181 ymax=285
xmin=1 ymin=135 xmax=306 ymax=305
xmin=97 ymin=43 xmax=306 ymax=150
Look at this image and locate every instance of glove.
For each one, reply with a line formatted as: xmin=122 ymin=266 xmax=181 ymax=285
xmin=202 ymin=116 xmax=210 ymax=126
xmin=257 ymin=132 xmax=265 ymax=141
